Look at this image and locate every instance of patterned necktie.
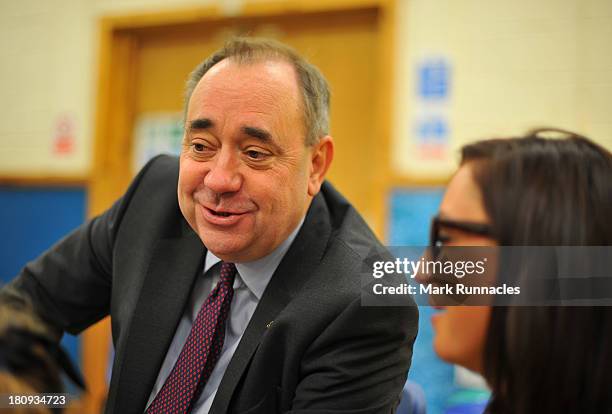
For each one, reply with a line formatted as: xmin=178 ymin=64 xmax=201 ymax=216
xmin=146 ymin=262 xmax=237 ymax=414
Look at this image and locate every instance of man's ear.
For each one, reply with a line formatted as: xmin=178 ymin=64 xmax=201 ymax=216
xmin=308 ymin=135 xmax=334 ymax=197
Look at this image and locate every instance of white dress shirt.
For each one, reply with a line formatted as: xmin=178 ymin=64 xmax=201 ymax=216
xmin=145 ymin=219 xmax=304 ymax=413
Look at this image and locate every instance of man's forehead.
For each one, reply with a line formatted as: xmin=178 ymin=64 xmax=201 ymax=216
xmin=186 ymin=100 xmax=286 ymax=130
xmin=200 ymin=58 xmax=299 ymax=90
xmin=190 ymin=61 xmax=300 ymax=109
xmin=187 ymin=60 xmax=304 ymax=130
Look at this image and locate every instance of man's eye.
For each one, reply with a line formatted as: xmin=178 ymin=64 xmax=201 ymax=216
xmin=246 ymin=150 xmax=268 ymax=160
xmin=192 ymin=143 xmax=208 ymax=152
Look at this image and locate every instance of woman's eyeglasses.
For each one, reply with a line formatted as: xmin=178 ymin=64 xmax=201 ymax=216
xmin=429 ymin=215 xmax=493 ymax=247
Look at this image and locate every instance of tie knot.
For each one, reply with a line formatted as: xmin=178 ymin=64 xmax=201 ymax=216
xmin=219 ymin=262 xmax=237 ymax=285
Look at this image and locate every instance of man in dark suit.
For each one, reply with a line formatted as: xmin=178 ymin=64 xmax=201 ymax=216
xmin=2 ymin=38 xmax=418 ymax=413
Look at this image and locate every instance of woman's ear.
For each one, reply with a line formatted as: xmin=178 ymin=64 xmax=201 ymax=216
xmin=308 ymin=136 xmax=334 ymax=197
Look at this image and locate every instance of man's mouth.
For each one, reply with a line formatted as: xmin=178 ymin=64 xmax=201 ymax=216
xmin=207 ymin=207 xmax=244 ymax=216
xmin=199 ymin=204 xmax=253 ymax=227
xmin=210 ymin=209 xmax=233 ymax=217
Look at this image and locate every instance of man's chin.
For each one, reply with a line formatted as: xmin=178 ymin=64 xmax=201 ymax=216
xmin=207 ymin=250 xmax=243 ymax=263
xmin=201 ymin=236 xmax=279 ymax=263
xmin=199 ymin=235 xmax=250 ymax=262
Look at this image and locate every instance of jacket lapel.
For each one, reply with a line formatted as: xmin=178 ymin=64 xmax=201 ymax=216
xmin=210 ymin=192 xmax=332 ymax=413
xmin=111 ymin=224 xmax=205 ymax=413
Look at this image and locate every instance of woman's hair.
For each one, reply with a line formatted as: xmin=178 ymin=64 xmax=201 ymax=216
xmin=0 ymin=372 xmax=52 ymax=414
xmin=461 ymin=128 xmax=612 ymax=246
xmin=459 ymin=128 xmax=612 ymax=414
xmin=0 ymin=296 xmax=85 ymax=413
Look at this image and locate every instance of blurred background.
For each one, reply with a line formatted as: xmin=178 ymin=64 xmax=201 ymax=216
xmin=1 ymin=0 xmax=610 ymax=412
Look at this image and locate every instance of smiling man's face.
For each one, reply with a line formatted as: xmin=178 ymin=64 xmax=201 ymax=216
xmin=178 ymin=58 xmax=316 ymax=263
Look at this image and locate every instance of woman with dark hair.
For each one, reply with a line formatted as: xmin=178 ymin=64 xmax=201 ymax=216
xmin=429 ymin=128 xmax=612 ymax=413
xmin=0 ymin=295 xmax=86 ymax=413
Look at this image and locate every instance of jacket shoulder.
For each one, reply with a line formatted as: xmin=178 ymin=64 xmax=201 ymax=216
xmin=134 ymin=155 xmax=179 ymax=192
xmin=319 ymin=181 xmax=390 ymax=263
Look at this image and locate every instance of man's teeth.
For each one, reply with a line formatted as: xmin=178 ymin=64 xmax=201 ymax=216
xmin=214 ymin=211 xmax=231 ymax=217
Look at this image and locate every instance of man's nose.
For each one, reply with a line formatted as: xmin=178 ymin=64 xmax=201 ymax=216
xmin=203 ymin=150 xmax=242 ymax=194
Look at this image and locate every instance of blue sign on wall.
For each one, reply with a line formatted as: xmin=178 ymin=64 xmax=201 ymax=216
xmin=418 ymin=59 xmax=451 ymax=100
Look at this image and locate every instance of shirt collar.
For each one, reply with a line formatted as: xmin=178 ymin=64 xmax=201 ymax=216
xmin=203 ymin=216 xmax=305 ymax=300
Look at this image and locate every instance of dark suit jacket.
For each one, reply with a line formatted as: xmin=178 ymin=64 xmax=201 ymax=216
xmin=5 ymin=155 xmax=418 ymax=414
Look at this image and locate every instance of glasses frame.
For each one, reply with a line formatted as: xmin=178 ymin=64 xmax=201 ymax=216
xmin=429 ymin=215 xmax=493 ymax=248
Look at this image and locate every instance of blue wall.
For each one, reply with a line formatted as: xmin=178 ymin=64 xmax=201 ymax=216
xmin=0 ymin=186 xmax=86 ymax=376
xmin=388 ymin=188 xmax=452 ymax=414
xmin=389 ymin=187 xmax=489 ymax=414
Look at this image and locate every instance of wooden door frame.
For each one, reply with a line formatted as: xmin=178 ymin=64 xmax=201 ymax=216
xmin=86 ymin=0 xmax=397 ymax=411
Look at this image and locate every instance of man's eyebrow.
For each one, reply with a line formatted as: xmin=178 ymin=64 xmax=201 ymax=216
xmin=242 ymin=126 xmax=272 ymax=142
xmin=189 ymin=118 xmax=213 ymax=130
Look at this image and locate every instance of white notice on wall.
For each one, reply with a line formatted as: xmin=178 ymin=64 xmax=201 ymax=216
xmin=132 ymin=113 xmax=184 ymax=173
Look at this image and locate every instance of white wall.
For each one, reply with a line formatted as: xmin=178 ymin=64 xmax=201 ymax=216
xmin=393 ymin=0 xmax=612 ymax=177
xmin=0 ymin=0 xmax=95 ymax=175
xmin=0 ymin=0 xmax=610 ymax=177
xmin=0 ymin=0 xmax=216 ymax=176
